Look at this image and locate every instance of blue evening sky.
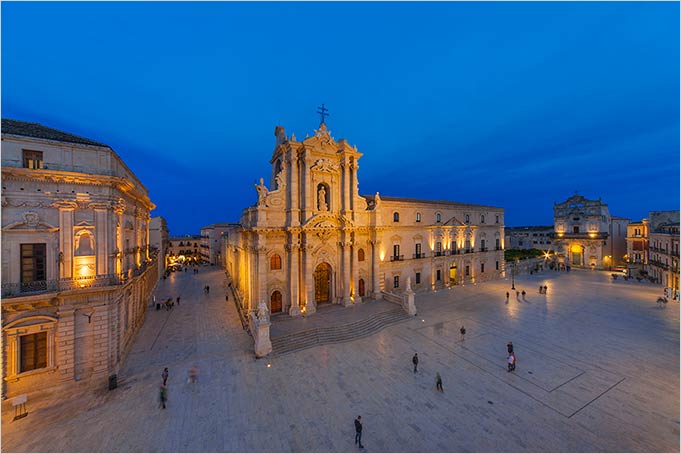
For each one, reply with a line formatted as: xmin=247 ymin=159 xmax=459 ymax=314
xmin=3 ymin=1 xmax=679 ymax=235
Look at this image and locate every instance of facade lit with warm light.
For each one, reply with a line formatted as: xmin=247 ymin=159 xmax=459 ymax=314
xmin=200 ymin=223 xmax=237 ymax=265
xmin=166 ymin=236 xmax=201 ymax=266
xmin=551 ymin=194 xmax=628 ymax=269
xmin=504 ymin=225 xmax=555 ymax=251
xmin=1 ymin=119 xmax=157 ymax=399
xmin=646 ymin=210 xmax=680 ymax=299
xmin=224 ymin=122 xmax=505 ymax=317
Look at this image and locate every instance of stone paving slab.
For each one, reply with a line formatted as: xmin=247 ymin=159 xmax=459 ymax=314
xmin=1 ymin=267 xmax=678 ymax=452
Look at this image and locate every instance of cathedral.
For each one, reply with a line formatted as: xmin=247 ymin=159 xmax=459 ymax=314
xmin=224 ymin=120 xmax=505 ymax=318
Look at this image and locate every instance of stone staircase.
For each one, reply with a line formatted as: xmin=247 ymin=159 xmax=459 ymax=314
xmin=270 ymin=307 xmax=412 ymax=356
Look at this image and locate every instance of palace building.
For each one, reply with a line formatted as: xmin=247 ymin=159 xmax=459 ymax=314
xmin=1 ymin=119 xmax=157 ymax=399
xmin=224 ymin=121 xmax=505 ymax=318
xmin=551 ymin=193 xmax=629 ymax=269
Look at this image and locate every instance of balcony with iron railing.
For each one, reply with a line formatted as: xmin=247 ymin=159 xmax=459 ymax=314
xmin=413 ymin=253 xmax=426 ymax=259
xmin=2 ymin=258 xmax=156 ymax=299
xmin=390 ymin=255 xmax=404 ymax=262
xmin=648 ymin=260 xmax=670 ymax=271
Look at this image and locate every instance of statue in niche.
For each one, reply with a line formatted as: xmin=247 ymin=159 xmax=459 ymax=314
xmin=275 ymin=172 xmax=285 ymax=190
xmin=318 ymin=185 xmax=328 ymax=211
xmin=75 ymin=232 xmax=94 ymax=256
xmin=254 ymin=178 xmax=269 ymax=206
xmin=257 ymin=300 xmax=269 ymax=323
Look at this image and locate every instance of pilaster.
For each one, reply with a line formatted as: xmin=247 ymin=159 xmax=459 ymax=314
xmin=371 ymin=239 xmax=382 ymax=299
xmin=58 ymin=206 xmax=75 ymax=278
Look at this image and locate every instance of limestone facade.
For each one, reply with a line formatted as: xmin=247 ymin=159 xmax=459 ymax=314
xmin=1 ymin=119 xmax=157 ymax=399
xmin=149 ymin=216 xmax=169 ymax=276
xmin=200 ymin=223 xmax=237 ymax=265
xmin=646 ymin=211 xmax=680 ymax=298
xmin=224 ymin=122 xmax=505 ymax=318
xmin=166 ymin=236 xmax=200 ymax=265
xmin=504 ymin=225 xmax=555 ymax=251
xmin=551 ymin=194 xmax=628 ymax=269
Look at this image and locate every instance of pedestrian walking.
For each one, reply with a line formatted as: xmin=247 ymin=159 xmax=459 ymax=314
xmin=435 ymin=372 xmax=443 ymax=392
xmin=521 ymin=290 xmax=526 ymax=299
xmin=159 ymin=385 xmax=168 ymax=409
xmin=538 ymin=285 xmax=543 ymax=294
xmin=544 ymin=285 xmax=548 ymax=294
xmin=506 ymin=291 xmax=509 ymax=300
xmin=516 ymin=291 xmax=520 ymax=298
xmin=188 ymin=365 xmax=198 ymax=384
xmin=206 ymin=285 xmax=210 ymax=295
xmin=412 ymin=353 xmax=419 ymax=373
xmin=460 ymin=326 xmax=466 ymax=341
xmin=162 ymin=367 xmax=169 ymax=386
xmin=507 ymin=353 xmax=515 ymax=372
xmin=176 ymin=296 xmax=180 ymax=306
xmin=507 ymin=341 xmax=514 ymax=355
xmin=354 ymin=415 xmax=364 ymax=448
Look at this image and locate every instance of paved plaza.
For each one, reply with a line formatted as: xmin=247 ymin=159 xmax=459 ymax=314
xmin=2 ymin=266 xmax=679 ymax=452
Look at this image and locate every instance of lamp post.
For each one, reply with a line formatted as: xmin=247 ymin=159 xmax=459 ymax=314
xmin=511 ymin=258 xmax=518 ymax=290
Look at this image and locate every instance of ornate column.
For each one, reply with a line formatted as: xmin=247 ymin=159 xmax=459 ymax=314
xmin=288 ymin=152 xmax=300 ymax=227
xmin=371 ymin=239 xmax=382 ymax=299
xmin=300 ymin=149 xmax=310 ymax=222
xmin=352 ymin=236 xmax=361 ymax=303
xmin=55 ymin=202 xmax=76 ymax=279
xmin=287 ymin=237 xmax=301 ymax=316
xmin=341 ymin=238 xmax=352 ymax=306
xmin=342 ymin=156 xmax=351 ymax=214
xmin=93 ymin=204 xmax=109 ymax=276
xmin=303 ymin=239 xmax=316 ymax=315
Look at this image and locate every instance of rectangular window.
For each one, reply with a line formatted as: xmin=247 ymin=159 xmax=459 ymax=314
xmin=393 ymin=276 xmax=399 ymax=289
xmin=21 ymin=243 xmax=47 ymax=284
xmin=496 ymin=260 xmax=499 ymax=270
xmin=436 ymin=269 xmax=441 ymax=281
xmin=436 ymin=242 xmax=442 ymax=253
xmin=22 ymin=150 xmax=44 ymax=169
xmin=481 ymin=263 xmax=485 ymax=273
xmin=481 ymin=239 xmax=486 ymax=250
xmin=415 ymin=272 xmax=421 ymax=284
xmin=20 ymin=332 xmax=47 ymax=373
xmin=573 ymin=226 xmax=579 ymax=233
xmin=415 ymin=243 xmax=421 ymax=256
xmin=496 ymin=238 xmax=500 ymax=250
xmin=495 ymin=215 xmax=499 ymax=224
xmin=465 ymin=265 xmax=470 ymax=276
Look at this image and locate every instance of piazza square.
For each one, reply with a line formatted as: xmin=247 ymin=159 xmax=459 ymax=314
xmin=1 ymin=266 xmax=678 ymax=452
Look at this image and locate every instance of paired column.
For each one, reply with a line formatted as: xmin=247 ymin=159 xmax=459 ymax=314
xmin=288 ymin=238 xmax=301 ymax=316
xmin=371 ymin=240 xmax=382 ymax=298
xmin=58 ymin=205 xmax=75 ymax=279
xmin=94 ymin=206 xmax=108 ymax=276
xmin=303 ymin=240 xmax=316 ymax=315
xmin=288 ymin=152 xmax=300 ymax=226
xmin=352 ymin=239 xmax=361 ymax=303
xmin=341 ymin=239 xmax=352 ymax=306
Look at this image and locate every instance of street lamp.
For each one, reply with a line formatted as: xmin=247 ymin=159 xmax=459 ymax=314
xmin=511 ymin=258 xmax=519 ymax=290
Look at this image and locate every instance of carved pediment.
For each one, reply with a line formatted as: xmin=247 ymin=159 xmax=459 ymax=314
xmin=3 ymin=211 xmax=58 ymax=232
xmin=310 ymin=158 xmax=339 ymax=173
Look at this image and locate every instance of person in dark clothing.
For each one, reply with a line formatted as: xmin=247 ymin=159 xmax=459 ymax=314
xmin=176 ymin=296 xmax=180 ymax=306
xmin=460 ymin=326 xmax=466 ymax=341
xmin=507 ymin=341 xmax=514 ymax=355
xmin=521 ymin=290 xmax=526 ymax=299
xmin=354 ymin=416 xmax=364 ymax=448
xmin=162 ymin=367 xmax=169 ymax=386
xmin=544 ymin=285 xmax=548 ymax=294
xmin=436 ymin=372 xmax=443 ymax=392
xmin=225 ymin=294 xmax=229 ymax=302
xmin=412 ymin=353 xmax=419 ymax=373
xmin=159 ymin=385 xmax=168 ymax=409
xmin=539 ymin=285 xmax=543 ymax=294
xmin=506 ymin=291 xmax=510 ymax=301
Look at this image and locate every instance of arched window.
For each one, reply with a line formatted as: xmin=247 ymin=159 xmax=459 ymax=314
xmin=436 ymin=213 xmax=441 ymax=223
xmin=465 ymin=214 xmax=470 ymax=224
xmin=270 ymin=254 xmax=282 ymax=270
xmin=393 ymin=212 xmax=400 ymax=222
xmin=416 ymin=212 xmax=421 ymax=222
xmin=358 ymin=248 xmax=365 ymax=262
xmin=481 ymin=215 xmax=485 ymax=224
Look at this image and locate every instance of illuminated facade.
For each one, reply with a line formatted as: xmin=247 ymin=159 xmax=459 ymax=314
xmin=551 ymin=194 xmax=628 ymax=269
xmin=200 ymin=223 xmax=237 ymax=265
xmin=224 ymin=121 xmax=505 ymax=318
xmin=166 ymin=236 xmax=201 ymax=265
xmin=504 ymin=225 xmax=555 ymax=250
xmin=1 ymin=119 xmax=157 ymax=399
xmin=646 ymin=211 xmax=680 ymax=299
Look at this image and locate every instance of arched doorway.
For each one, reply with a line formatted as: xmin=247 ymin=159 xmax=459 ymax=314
xmin=314 ymin=262 xmax=332 ymax=304
xmin=270 ymin=290 xmax=282 ymax=313
xmin=358 ymin=278 xmax=365 ymax=297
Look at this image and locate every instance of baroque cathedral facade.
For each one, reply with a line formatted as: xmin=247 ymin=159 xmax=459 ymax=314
xmin=224 ymin=121 xmax=505 ymax=318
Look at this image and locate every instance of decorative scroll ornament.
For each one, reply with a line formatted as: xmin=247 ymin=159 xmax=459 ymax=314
xmin=311 ymin=158 xmax=339 ymax=173
xmin=23 ymin=211 xmax=40 ymax=229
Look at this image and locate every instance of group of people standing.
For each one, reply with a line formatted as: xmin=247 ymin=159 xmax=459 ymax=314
xmin=155 ymin=296 xmax=180 ymax=311
xmin=158 ymin=365 xmax=200 ymax=409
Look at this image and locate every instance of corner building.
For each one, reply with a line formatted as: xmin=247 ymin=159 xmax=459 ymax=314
xmin=1 ymin=119 xmax=157 ymax=399
xmin=225 ymin=122 xmax=505 ymax=317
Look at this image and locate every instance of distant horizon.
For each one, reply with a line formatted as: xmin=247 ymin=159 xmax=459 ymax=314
xmin=3 ymin=1 xmax=678 ymax=236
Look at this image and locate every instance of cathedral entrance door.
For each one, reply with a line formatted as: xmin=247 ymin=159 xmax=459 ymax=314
xmin=270 ymin=290 xmax=282 ymax=313
xmin=358 ymin=279 xmax=365 ymax=297
xmin=314 ymin=262 xmax=332 ymax=304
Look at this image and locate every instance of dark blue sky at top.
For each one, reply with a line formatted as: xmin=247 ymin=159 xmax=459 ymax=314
xmin=3 ymin=2 xmax=679 ymax=235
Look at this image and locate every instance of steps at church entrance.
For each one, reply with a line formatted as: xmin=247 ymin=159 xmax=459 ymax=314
xmin=270 ymin=308 xmax=411 ymax=356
